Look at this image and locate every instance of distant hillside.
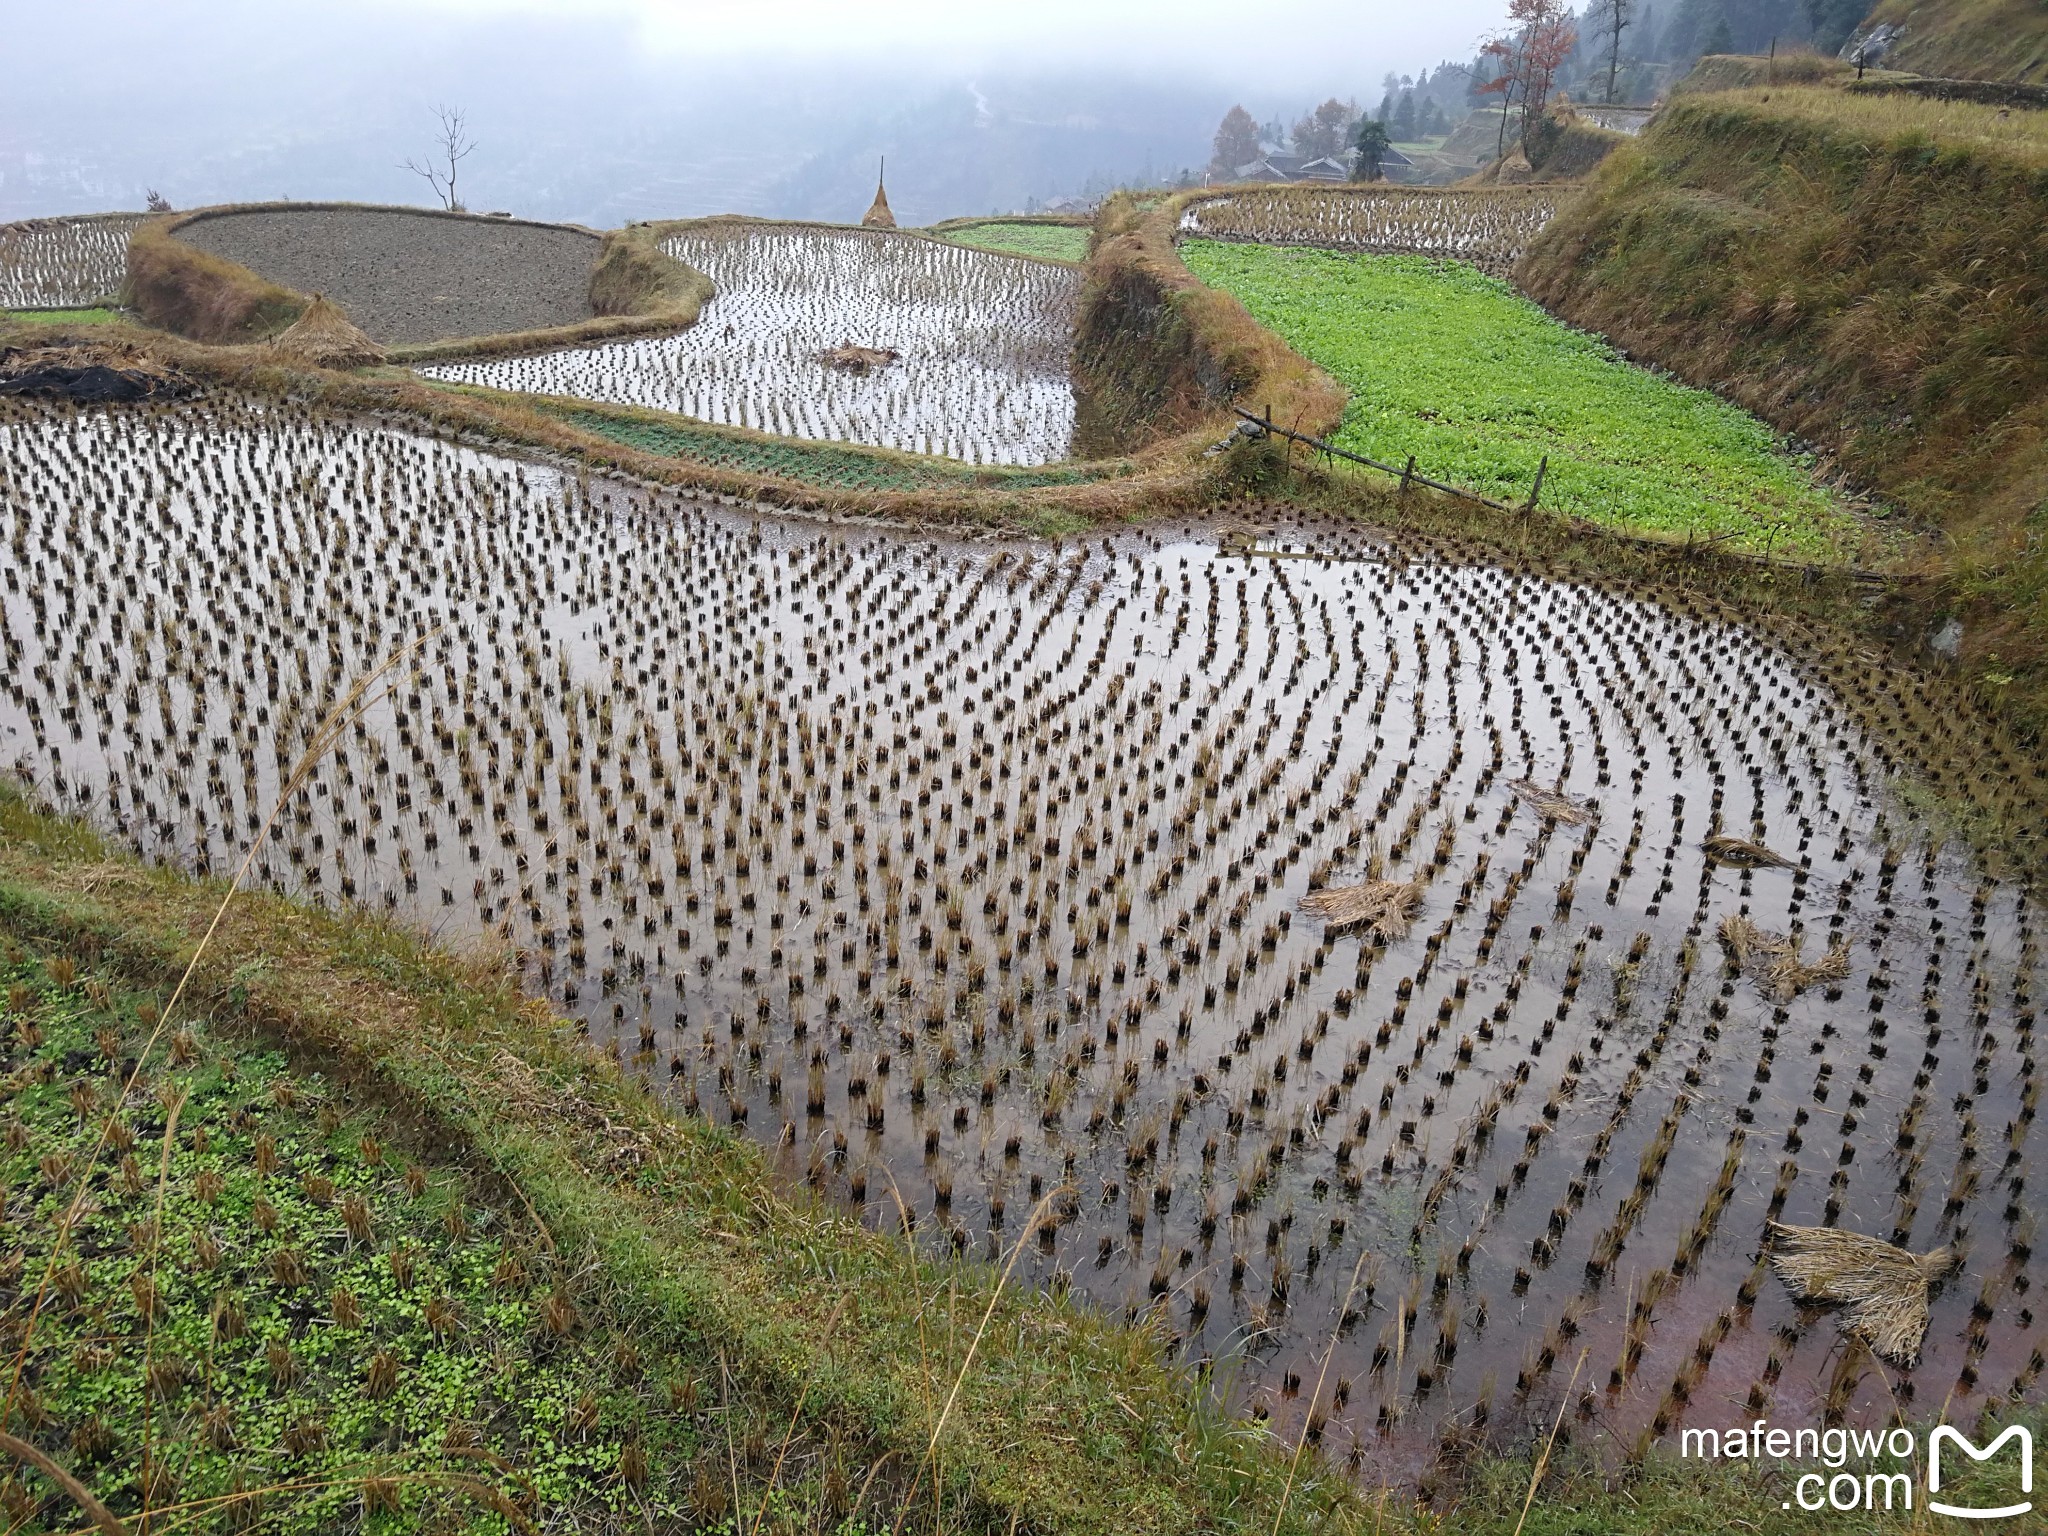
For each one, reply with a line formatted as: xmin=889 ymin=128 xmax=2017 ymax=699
xmin=1865 ymin=0 xmax=2048 ymax=82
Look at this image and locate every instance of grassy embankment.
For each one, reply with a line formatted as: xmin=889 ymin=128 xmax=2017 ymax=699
xmin=1518 ymin=81 xmax=2048 ymax=733
xmin=1180 ymin=240 xmax=1871 ymax=561
xmin=1863 ymin=0 xmax=2048 ymax=83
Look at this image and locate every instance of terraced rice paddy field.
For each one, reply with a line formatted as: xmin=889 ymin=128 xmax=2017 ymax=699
xmin=4 ymin=392 xmax=2043 ymax=1472
xmin=1181 ymin=188 xmax=1562 ymax=278
xmin=423 ymin=225 xmax=1080 ymax=466
xmin=0 ymin=213 xmax=143 ymax=310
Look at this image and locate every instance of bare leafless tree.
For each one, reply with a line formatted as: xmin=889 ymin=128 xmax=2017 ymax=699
xmin=1596 ymin=0 xmax=1635 ymax=103
xmin=402 ymin=105 xmax=476 ymax=212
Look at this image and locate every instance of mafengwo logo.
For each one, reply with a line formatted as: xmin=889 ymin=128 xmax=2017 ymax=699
xmin=1678 ymin=1421 xmax=2033 ymax=1519
xmin=1929 ymin=1425 xmax=2034 ymax=1521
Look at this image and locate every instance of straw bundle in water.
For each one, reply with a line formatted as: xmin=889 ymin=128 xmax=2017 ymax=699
xmin=1509 ymin=778 xmax=1598 ymax=826
xmin=1702 ymin=834 xmax=1793 ymax=869
xmin=1717 ymin=916 xmax=1850 ymax=1000
xmin=1300 ymin=878 xmax=1426 ymax=938
xmin=1767 ymin=1221 xmax=1952 ymax=1364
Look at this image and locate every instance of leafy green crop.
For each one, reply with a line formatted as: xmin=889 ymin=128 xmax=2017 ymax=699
xmin=1183 ymin=241 xmax=1866 ymax=559
xmin=936 ymin=223 xmax=1090 ymax=264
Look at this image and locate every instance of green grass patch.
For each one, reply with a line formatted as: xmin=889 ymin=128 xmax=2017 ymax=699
xmin=1182 ymin=241 xmax=1867 ymax=559
xmin=936 ymin=223 xmax=1090 ymax=264
xmin=535 ymin=400 xmax=1111 ymax=493
xmin=2 ymin=308 xmax=122 ymax=326
xmin=0 ymin=941 xmax=711 ymax=1532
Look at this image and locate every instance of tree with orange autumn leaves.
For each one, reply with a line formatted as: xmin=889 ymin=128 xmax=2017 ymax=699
xmin=1477 ymin=0 xmax=1578 ymax=157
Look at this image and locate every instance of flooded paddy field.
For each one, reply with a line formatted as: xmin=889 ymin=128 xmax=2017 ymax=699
xmin=420 ymin=226 xmax=1079 ymax=467
xmin=1 ymin=396 xmax=2040 ymax=1472
xmin=0 ymin=214 xmax=144 ymax=310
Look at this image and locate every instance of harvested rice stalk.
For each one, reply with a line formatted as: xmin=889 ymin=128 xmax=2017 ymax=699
xmin=268 ymin=294 xmax=386 ymax=369
xmin=1716 ymin=913 xmax=1770 ymax=971
xmin=1299 ymin=878 xmax=1426 ymax=938
xmin=1509 ymin=779 xmax=1598 ymax=826
xmin=1761 ymin=936 xmax=1850 ymax=1003
xmin=1716 ymin=917 xmax=1849 ymax=1000
xmin=1702 ymin=835 xmax=1793 ymax=869
xmin=1767 ymin=1222 xmax=1952 ymax=1364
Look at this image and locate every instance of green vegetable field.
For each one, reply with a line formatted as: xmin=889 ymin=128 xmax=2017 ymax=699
xmin=1182 ymin=241 xmax=1863 ymax=558
xmin=935 ymin=222 xmax=1090 ymax=264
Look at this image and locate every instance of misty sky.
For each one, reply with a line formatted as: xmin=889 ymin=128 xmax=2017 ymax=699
xmin=1 ymin=0 xmax=1511 ymax=224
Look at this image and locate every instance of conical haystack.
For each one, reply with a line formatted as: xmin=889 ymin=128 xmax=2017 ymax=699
xmin=861 ymin=159 xmax=896 ymax=229
xmin=269 ymin=294 xmax=386 ymax=368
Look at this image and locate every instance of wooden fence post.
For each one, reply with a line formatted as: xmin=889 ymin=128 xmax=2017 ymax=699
xmin=1524 ymin=455 xmax=1548 ymax=514
xmin=1401 ymin=455 xmax=1415 ymax=494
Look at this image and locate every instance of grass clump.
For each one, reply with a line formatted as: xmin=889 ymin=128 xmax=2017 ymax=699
xmin=935 ymin=222 xmax=1090 ymax=264
xmin=1182 ymin=240 xmax=1864 ymax=558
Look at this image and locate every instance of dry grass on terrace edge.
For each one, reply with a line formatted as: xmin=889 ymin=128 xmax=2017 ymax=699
xmin=0 ymin=316 xmax=1218 ymax=528
xmin=1705 ymin=81 xmax=2048 ymax=163
xmin=125 ymin=214 xmax=307 ymax=344
xmin=1669 ymin=50 xmax=1869 ymax=93
xmin=1073 ymin=187 xmax=1346 ymax=454
xmin=0 ymin=777 xmax=1365 ymax=1536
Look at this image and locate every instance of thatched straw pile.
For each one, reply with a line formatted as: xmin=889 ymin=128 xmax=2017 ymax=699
xmin=268 ymin=295 xmax=386 ymax=368
xmin=861 ymin=173 xmax=897 ymax=230
xmin=818 ymin=342 xmax=900 ymax=375
xmin=1701 ymin=834 xmax=1793 ymax=869
xmin=1717 ymin=916 xmax=1849 ymax=1000
xmin=1300 ymin=878 xmax=1426 ymax=938
xmin=1509 ymin=778 xmax=1598 ymax=825
xmin=1767 ymin=1222 xmax=1952 ymax=1364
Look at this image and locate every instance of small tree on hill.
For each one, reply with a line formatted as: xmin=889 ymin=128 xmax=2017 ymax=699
xmin=403 ymin=104 xmax=477 ymax=213
xmin=1477 ymin=0 xmax=1578 ymax=155
xmin=1351 ymin=119 xmax=1393 ymax=181
xmin=1210 ymin=106 xmax=1262 ymax=179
